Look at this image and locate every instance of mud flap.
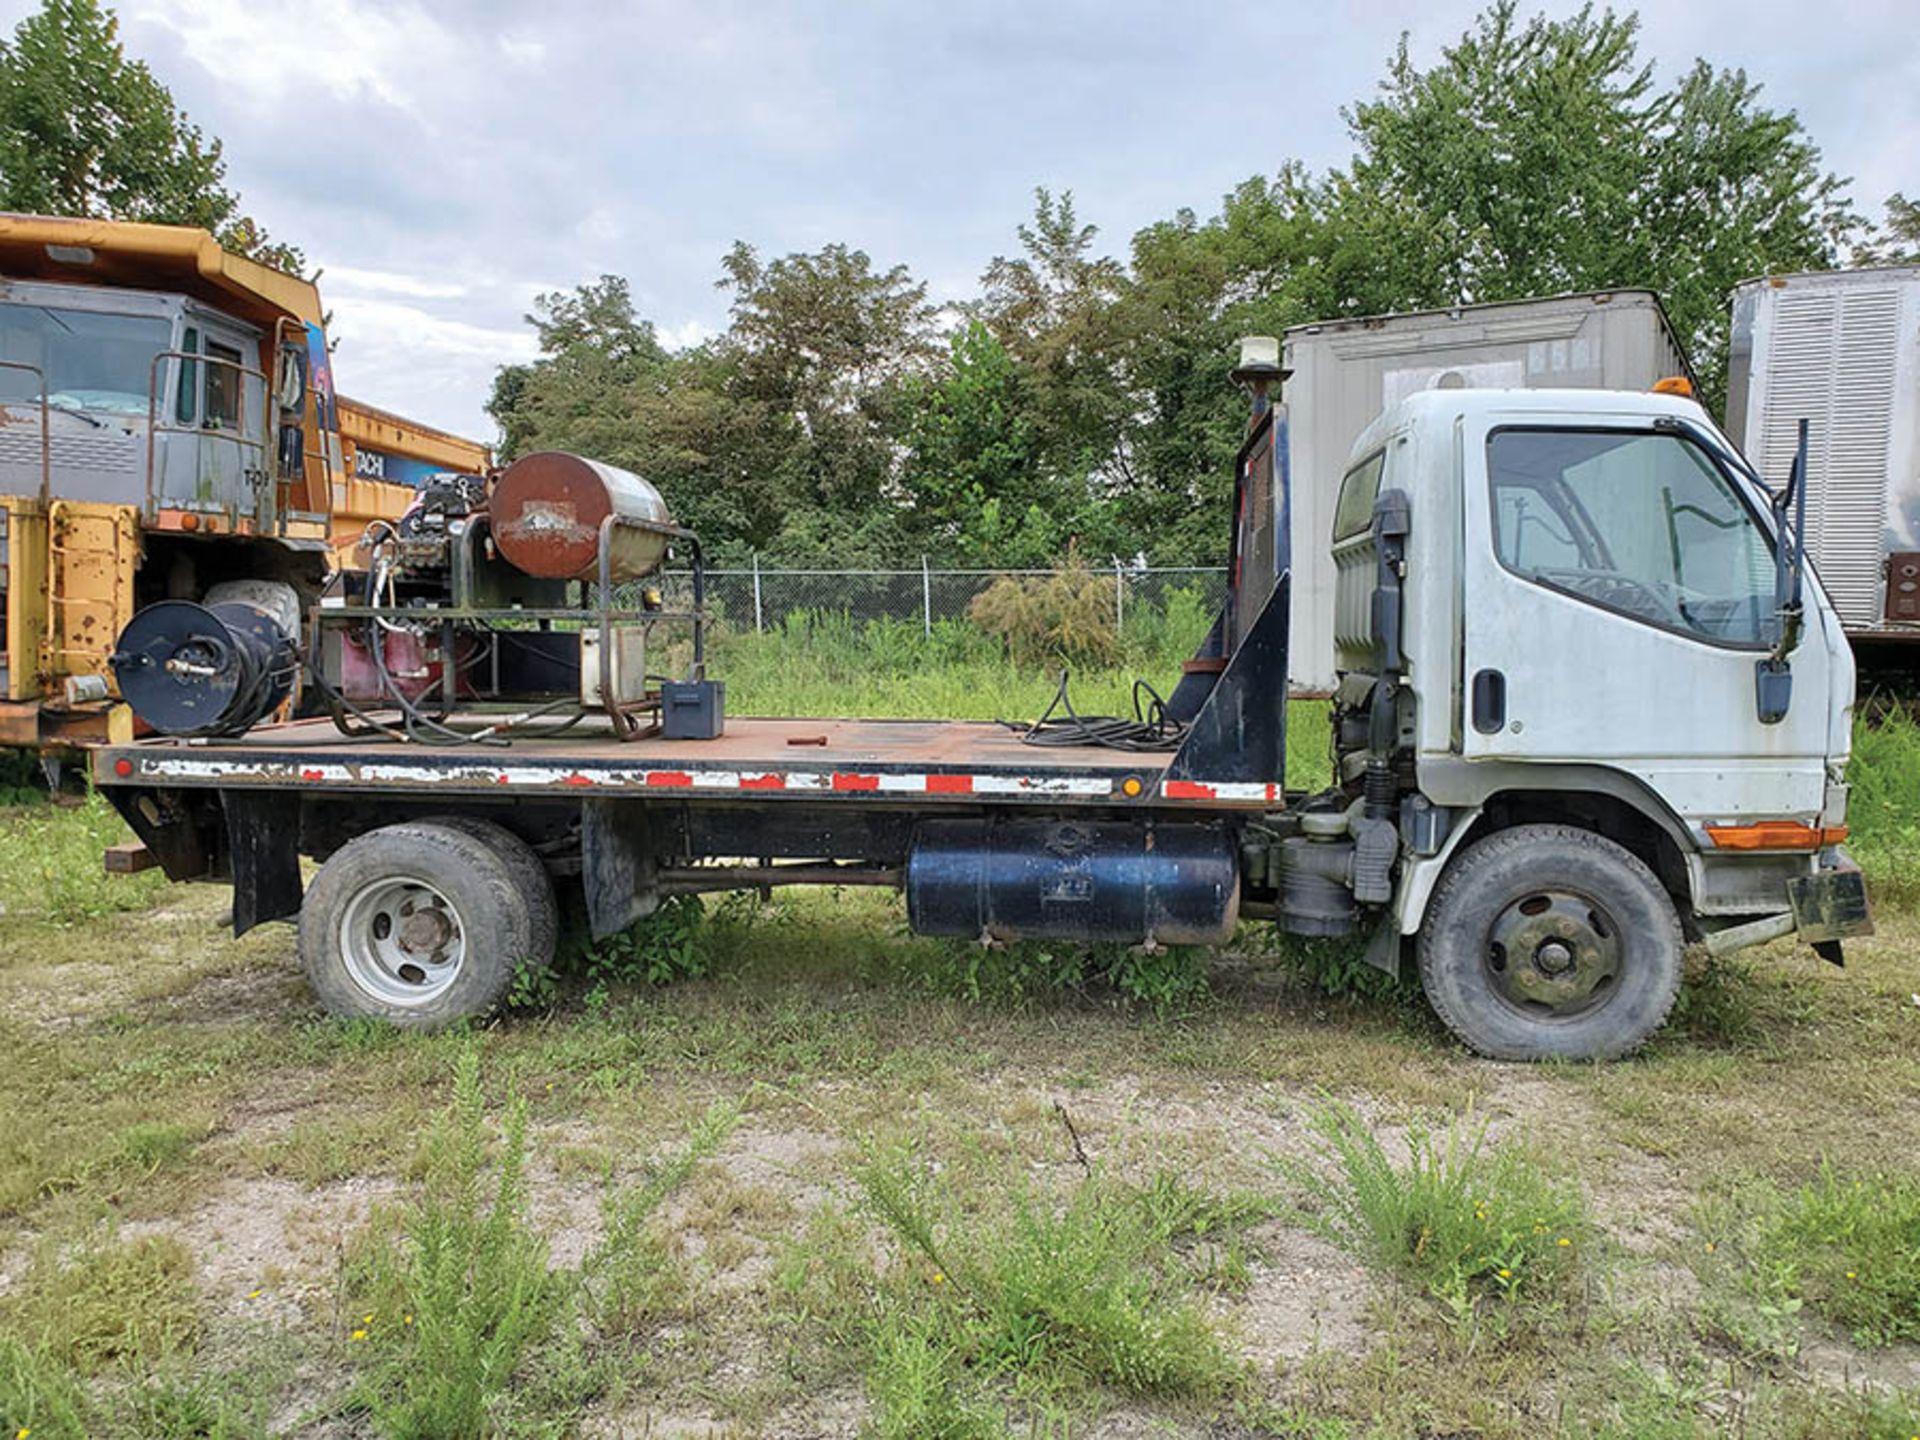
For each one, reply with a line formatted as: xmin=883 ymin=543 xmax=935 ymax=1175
xmin=1787 ymin=867 xmax=1872 ymax=967
xmin=1362 ymin=911 xmax=1402 ymax=975
xmin=222 ymin=789 xmax=302 ymax=935
xmin=581 ymin=798 xmax=660 ymax=940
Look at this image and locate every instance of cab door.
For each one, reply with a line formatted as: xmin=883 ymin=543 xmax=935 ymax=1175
xmin=1458 ymin=406 xmax=1835 ymax=823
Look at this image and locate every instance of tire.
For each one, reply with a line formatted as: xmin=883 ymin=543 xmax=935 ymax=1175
xmin=298 ymin=820 xmax=547 ymax=1026
xmin=424 ymin=814 xmax=560 ymax=975
xmin=1417 ymin=823 xmax=1682 ymax=1061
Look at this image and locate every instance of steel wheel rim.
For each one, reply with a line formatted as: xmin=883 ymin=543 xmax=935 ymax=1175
xmin=1484 ymin=887 xmax=1623 ymax=1021
xmin=337 ymin=875 xmax=466 ymax=1007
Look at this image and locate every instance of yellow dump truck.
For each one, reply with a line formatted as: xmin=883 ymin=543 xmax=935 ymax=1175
xmin=0 ymin=213 xmax=489 ymax=750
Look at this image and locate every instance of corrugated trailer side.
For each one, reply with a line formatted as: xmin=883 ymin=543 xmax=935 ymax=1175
xmin=1280 ymin=290 xmax=1690 ymax=694
xmin=1726 ymin=267 xmax=1920 ymax=642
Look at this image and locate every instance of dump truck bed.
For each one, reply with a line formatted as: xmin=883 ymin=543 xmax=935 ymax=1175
xmin=92 ymin=714 xmax=1282 ymax=808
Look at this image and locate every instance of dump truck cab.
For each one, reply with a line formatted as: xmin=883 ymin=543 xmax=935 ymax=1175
xmin=1317 ymin=386 xmax=1863 ymax=1056
xmin=0 ymin=214 xmax=488 ymax=750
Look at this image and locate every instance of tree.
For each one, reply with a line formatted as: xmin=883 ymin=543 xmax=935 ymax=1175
xmin=0 ymin=0 xmax=300 ymax=269
xmin=898 ymin=319 xmax=1067 ymax=566
xmin=1327 ymin=3 xmax=1856 ymax=400
xmin=715 ymin=240 xmax=940 ymax=560
xmin=1856 ymin=194 xmax=1920 ymax=265
xmin=978 ymin=189 xmax=1131 ymax=488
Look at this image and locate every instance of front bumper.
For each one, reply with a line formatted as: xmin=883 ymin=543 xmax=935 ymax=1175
xmin=1700 ymin=851 xmax=1873 ymax=960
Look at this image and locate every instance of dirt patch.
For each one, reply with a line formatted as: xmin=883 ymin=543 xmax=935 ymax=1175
xmin=122 ymin=1174 xmax=402 ymax=1327
xmin=1798 ymin=1332 xmax=1920 ymax=1396
xmin=1228 ymin=1219 xmax=1379 ymax=1374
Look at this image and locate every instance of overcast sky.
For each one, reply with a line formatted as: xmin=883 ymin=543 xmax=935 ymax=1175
xmin=11 ymin=0 xmax=1911 ymax=442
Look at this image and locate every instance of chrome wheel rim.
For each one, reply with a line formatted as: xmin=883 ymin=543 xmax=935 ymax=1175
xmin=1485 ymin=888 xmax=1622 ymax=1020
xmin=337 ymin=875 xmax=466 ymax=1007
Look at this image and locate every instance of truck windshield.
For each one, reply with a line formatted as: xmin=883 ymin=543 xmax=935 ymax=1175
xmin=1489 ymin=428 xmax=1774 ymax=647
xmin=0 ymin=302 xmax=171 ymax=419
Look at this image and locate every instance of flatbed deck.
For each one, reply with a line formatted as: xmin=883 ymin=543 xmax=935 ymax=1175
xmin=94 ymin=714 xmax=1283 ymax=807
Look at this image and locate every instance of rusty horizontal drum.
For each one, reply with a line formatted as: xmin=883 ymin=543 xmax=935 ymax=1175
xmin=491 ymin=452 xmax=674 ymax=582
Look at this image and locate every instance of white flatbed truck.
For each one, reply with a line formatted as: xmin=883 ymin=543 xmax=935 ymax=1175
xmin=92 ymin=356 xmax=1871 ymax=1061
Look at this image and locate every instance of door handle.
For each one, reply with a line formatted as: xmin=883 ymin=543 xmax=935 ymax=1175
xmin=1472 ymin=669 xmax=1506 ymax=734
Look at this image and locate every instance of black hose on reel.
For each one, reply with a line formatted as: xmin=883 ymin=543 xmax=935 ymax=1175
xmin=110 ymin=599 xmax=298 ymax=738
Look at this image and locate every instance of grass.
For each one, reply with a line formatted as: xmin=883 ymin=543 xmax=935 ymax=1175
xmin=1275 ymin=1099 xmax=1591 ymax=1331
xmin=0 ymin=789 xmax=166 ymax=925
xmin=4 ymin=1230 xmax=202 ymax=1374
xmin=853 ymin=1149 xmax=1252 ymax=1422
xmin=1723 ymin=1163 xmax=1920 ymax=1348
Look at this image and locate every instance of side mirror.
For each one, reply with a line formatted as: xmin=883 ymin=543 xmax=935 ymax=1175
xmin=1755 ymin=418 xmax=1810 ymax=725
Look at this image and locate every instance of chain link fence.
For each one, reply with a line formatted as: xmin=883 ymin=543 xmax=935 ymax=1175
xmin=649 ymin=563 xmax=1228 ymax=636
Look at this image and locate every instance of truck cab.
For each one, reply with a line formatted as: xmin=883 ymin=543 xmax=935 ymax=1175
xmin=0 ymin=214 xmax=489 ymax=751
xmin=0 ymin=275 xmax=272 ymax=511
xmin=1316 ymin=386 xmax=1863 ymax=1057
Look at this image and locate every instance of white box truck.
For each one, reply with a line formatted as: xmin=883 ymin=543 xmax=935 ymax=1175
xmin=1725 ymin=266 xmax=1920 ymax=665
xmin=1280 ymin=291 xmax=1692 ymax=693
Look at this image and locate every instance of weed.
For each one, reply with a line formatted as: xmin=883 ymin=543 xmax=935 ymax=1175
xmin=856 ymin=1147 xmax=1239 ymax=1403
xmin=4 ymin=1232 xmax=202 ymax=1374
xmin=968 ymin=548 xmax=1120 ymax=667
xmin=867 ymin=1312 xmax=1006 ymax=1440
xmin=899 ymin=935 xmax=1211 ymax=1015
xmin=347 ymin=1047 xmax=562 ymax=1437
xmin=1848 ymin=707 xmax=1920 ymax=908
xmin=112 ymin=1368 xmax=268 ymax=1439
xmin=573 ymin=894 xmax=712 ymax=1009
xmin=583 ymin=1096 xmax=741 ymax=1337
xmin=1266 ymin=930 xmax=1413 ymax=1002
xmin=1754 ymin=1161 xmax=1920 ymax=1345
xmin=0 ymin=1338 xmax=89 ymax=1440
xmin=1274 ymin=1100 xmax=1589 ymax=1329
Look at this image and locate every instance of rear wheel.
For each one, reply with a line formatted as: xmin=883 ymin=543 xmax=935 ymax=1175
xmin=299 ymin=820 xmax=551 ymax=1026
xmin=1418 ymin=824 xmax=1682 ymax=1061
xmin=425 ymin=814 xmax=559 ymax=973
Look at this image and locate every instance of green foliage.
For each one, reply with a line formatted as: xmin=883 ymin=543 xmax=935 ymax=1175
xmin=583 ymin=1097 xmax=740 ymax=1338
xmin=0 ymin=747 xmax=42 ymax=803
xmin=1847 ymin=707 xmax=1920 ymax=908
xmin=1856 ymin=192 xmax=1920 ymax=265
xmin=0 ymin=788 xmax=165 ymax=923
xmin=901 ymin=936 xmax=1210 ymax=1016
xmin=898 ymin=320 xmax=1078 ymax=567
xmin=347 ymin=1047 xmax=561 ymax=1438
xmin=577 ymin=893 xmax=711 ymax=1002
xmin=4 ymin=1231 xmax=202 ymax=1374
xmin=1267 ymin=931 xmax=1414 ymax=1002
xmin=855 ymin=1149 xmax=1241 ymax=1414
xmin=0 ymin=0 xmax=298 ymax=266
xmin=1275 ymin=1100 xmax=1589 ymax=1329
xmin=1750 ymin=1163 xmax=1920 ymax=1346
xmin=0 ymin=1337 xmax=90 ymax=1440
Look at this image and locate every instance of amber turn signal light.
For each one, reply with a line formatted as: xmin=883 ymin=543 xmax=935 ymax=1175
xmin=1705 ymin=821 xmax=1848 ymax=851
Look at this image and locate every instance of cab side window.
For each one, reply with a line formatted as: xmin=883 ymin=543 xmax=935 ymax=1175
xmin=204 ymin=339 xmax=243 ymax=430
xmin=1333 ymin=451 xmax=1386 ymax=541
xmin=1488 ymin=428 xmax=1775 ymax=647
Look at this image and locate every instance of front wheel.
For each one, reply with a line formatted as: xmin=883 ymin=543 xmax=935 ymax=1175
xmin=299 ymin=820 xmax=551 ymax=1026
xmin=1418 ymin=824 xmax=1683 ymax=1061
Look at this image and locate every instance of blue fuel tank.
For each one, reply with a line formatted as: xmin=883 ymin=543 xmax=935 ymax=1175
xmin=906 ymin=817 xmax=1239 ymax=947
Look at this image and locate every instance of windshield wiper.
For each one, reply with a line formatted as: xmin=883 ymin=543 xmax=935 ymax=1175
xmin=44 ymin=399 xmax=106 ymax=429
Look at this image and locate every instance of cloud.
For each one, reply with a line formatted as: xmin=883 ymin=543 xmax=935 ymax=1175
xmin=324 ymin=266 xmax=470 ymax=302
xmin=0 ymin=0 xmax=1896 ymax=441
